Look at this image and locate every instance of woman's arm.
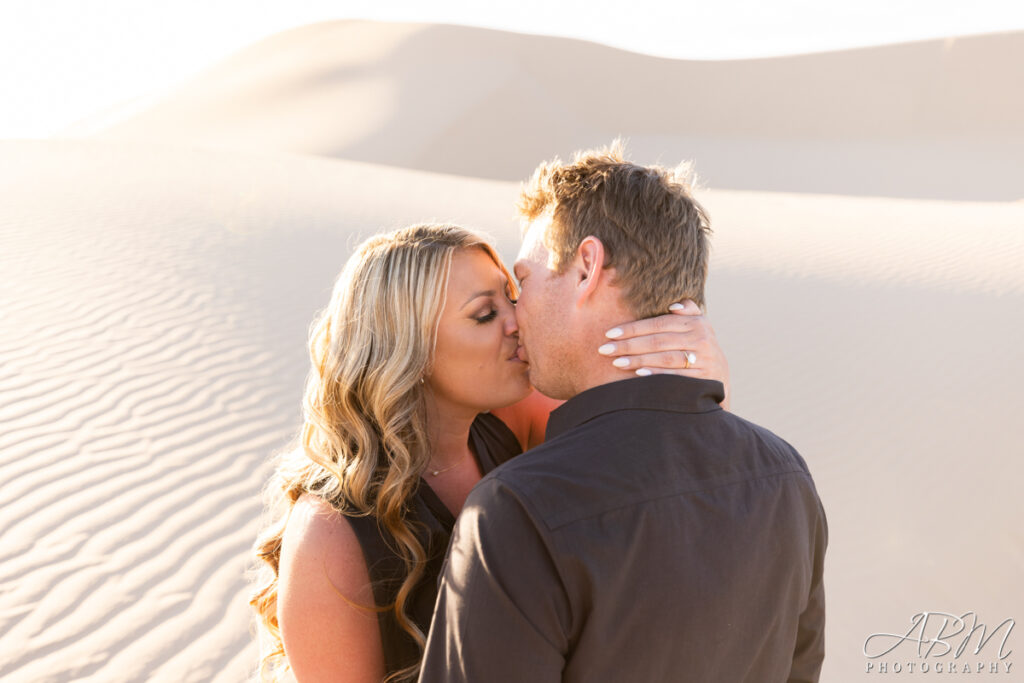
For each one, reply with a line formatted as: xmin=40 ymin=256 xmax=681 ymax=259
xmin=277 ymin=494 xmax=386 ymax=683
xmin=493 ymin=300 xmax=731 ymax=450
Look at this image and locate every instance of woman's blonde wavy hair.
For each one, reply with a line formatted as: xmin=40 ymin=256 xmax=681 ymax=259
xmin=250 ymin=224 xmax=515 ymax=683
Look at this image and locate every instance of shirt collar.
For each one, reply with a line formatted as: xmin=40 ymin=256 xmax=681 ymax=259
xmin=546 ymin=375 xmax=725 ymax=441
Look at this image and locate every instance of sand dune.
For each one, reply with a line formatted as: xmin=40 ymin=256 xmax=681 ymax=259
xmin=86 ymin=21 xmax=1024 ymax=200
xmin=2 ymin=138 xmax=1022 ymax=680
xmin=8 ymin=15 xmax=1024 ymax=683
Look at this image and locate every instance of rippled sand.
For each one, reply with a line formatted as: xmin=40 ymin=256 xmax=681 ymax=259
xmin=3 ymin=21 xmax=1023 ymax=682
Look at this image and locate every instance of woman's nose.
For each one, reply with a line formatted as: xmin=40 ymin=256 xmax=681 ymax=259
xmin=503 ymin=307 xmax=519 ymax=336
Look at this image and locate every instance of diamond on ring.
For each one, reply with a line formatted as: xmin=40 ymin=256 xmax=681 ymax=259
xmin=684 ymin=351 xmax=697 ymax=368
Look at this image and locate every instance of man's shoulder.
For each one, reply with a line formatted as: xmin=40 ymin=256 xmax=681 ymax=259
xmin=471 ymin=440 xmax=561 ymax=500
xmin=466 ymin=434 xmax=588 ymax=530
xmin=478 ymin=426 xmax=592 ymax=495
xmin=724 ymin=407 xmax=808 ymax=456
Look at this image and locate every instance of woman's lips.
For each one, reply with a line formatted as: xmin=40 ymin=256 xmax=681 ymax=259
xmin=515 ymin=345 xmax=528 ymax=362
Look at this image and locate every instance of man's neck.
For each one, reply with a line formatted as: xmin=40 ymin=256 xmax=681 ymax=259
xmin=571 ymin=365 xmax=645 ymax=398
xmin=566 ymin=313 xmax=652 ymax=397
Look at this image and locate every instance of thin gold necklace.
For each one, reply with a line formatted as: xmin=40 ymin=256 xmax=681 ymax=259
xmin=428 ymin=451 xmax=470 ymax=477
xmin=429 ymin=463 xmax=458 ymax=477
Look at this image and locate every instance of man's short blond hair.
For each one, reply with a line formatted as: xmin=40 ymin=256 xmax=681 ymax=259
xmin=517 ymin=141 xmax=711 ymax=318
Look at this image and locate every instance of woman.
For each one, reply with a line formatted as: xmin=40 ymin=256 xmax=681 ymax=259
xmin=250 ymin=224 xmax=729 ymax=682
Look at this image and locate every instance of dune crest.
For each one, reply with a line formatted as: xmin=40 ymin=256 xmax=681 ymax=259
xmin=85 ymin=20 xmax=1024 ymax=200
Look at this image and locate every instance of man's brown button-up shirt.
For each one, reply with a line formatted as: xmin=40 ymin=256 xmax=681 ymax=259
xmin=419 ymin=375 xmax=827 ymax=682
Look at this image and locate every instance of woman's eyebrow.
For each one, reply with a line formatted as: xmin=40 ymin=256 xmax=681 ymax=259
xmin=460 ymin=290 xmax=496 ymax=310
xmin=459 ymin=276 xmax=510 ymax=310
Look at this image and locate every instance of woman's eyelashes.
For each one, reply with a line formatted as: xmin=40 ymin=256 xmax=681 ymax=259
xmin=474 ymin=285 xmax=516 ymax=323
xmin=474 ymin=308 xmax=498 ymax=324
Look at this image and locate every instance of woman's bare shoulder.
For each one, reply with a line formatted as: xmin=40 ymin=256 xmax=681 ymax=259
xmin=278 ymin=494 xmax=385 ymax=682
xmin=282 ymin=495 xmax=362 ymax=567
xmin=279 ymin=493 xmax=375 ymax=610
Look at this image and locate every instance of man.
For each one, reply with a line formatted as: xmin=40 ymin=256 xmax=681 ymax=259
xmin=417 ymin=143 xmax=827 ymax=682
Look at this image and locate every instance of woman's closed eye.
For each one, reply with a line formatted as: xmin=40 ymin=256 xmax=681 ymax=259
xmin=474 ymin=308 xmax=498 ymax=324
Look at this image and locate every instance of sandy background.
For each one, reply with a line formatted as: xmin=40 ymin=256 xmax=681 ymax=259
xmin=2 ymin=20 xmax=1022 ymax=681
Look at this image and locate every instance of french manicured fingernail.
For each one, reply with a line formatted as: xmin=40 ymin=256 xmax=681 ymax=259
xmin=669 ymin=302 xmax=685 ymax=311
xmin=598 ymin=343 xmax=616 ymax=355
xmin=612 ymin=357 xmax=629 ymax=368
xmin=605 ymin=327 xmax=623 ymax=338
xmin=635 ymin=368 xmax=652 ymax=376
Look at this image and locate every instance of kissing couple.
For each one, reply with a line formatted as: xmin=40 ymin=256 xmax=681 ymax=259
xmin=251 ymin=142 xmax=827 ymax=683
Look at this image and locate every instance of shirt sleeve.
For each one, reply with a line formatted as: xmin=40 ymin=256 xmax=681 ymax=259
xmin=417 ymin=475 xmax=570 ymax=683
xmin=788 ymin=499 xmax=828 ymax=682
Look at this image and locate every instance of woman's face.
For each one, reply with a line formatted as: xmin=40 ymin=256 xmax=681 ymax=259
xmin=427 ymin=247 xmax=530 ymax=414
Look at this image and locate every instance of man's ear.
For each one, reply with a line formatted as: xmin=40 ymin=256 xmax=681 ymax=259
xmin=573 ymin=236 xmax=607 ymax=307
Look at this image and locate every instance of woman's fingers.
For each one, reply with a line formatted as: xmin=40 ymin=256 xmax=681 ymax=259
xmin=599 ymin=333 xmax=703 ymax=358
xmin=604 ymin=300 xmax=701 ymax=340
xmin=668 ymin=299 xmax=702 ymax=315
xmin=607 ymin=351 xmax=698 ymax=371
xmin=634 ymin=367 xmax=708 ymax=378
